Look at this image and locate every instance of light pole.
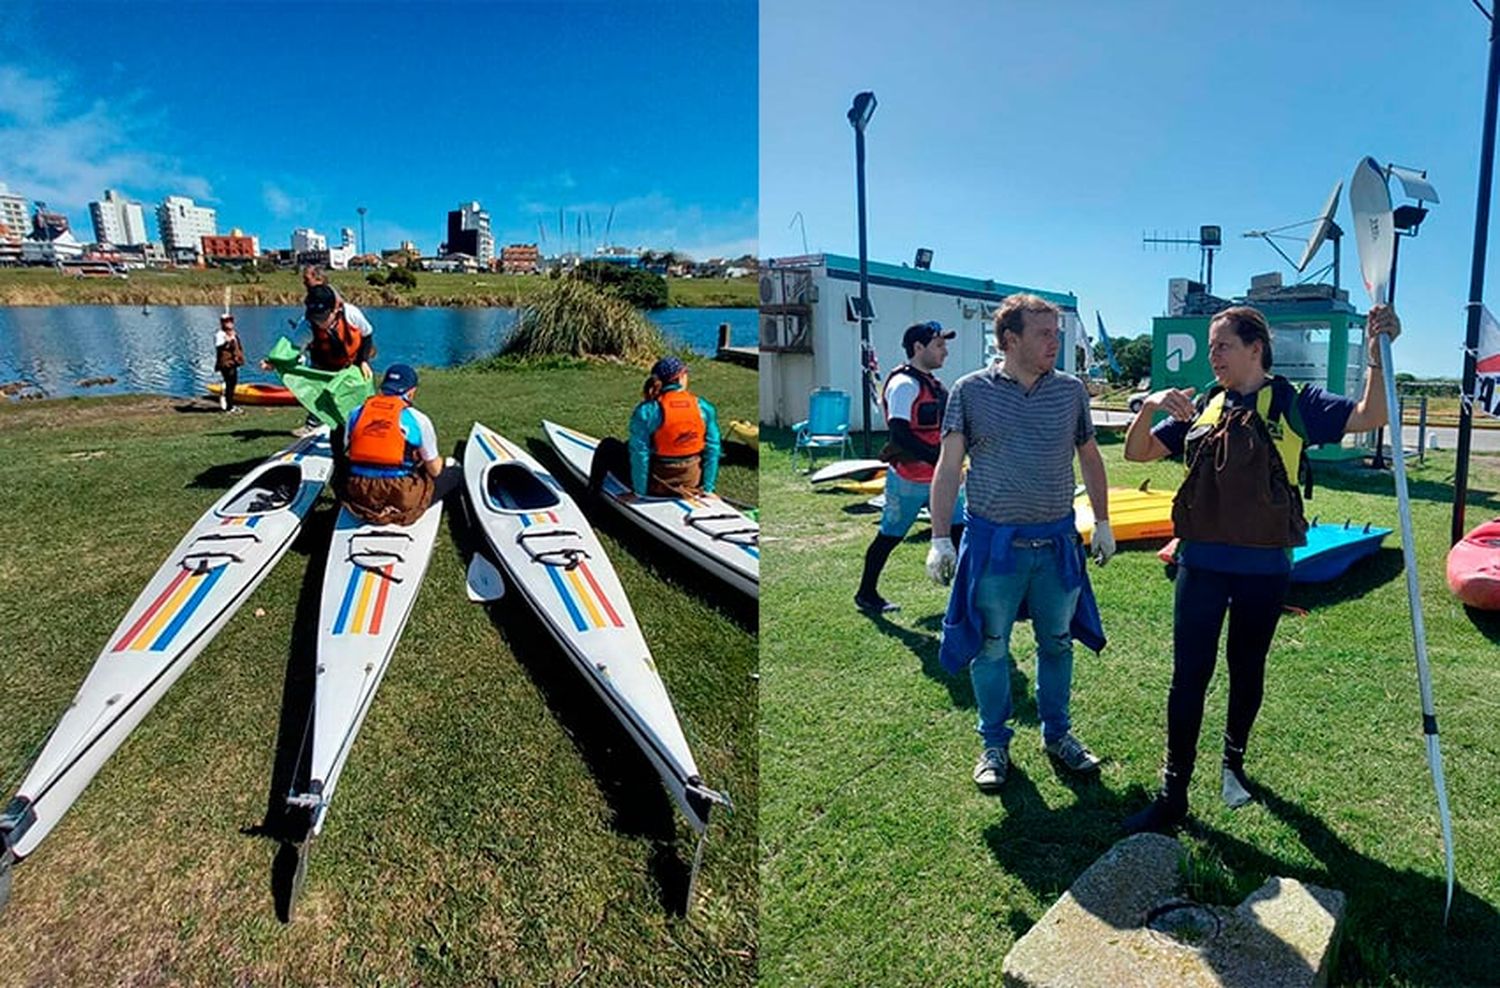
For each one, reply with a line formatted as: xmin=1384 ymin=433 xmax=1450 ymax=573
xmin=356 ymin=206 xmax=367 ymax=257
xmin=848 ymin=90 xmax=877 ymax=455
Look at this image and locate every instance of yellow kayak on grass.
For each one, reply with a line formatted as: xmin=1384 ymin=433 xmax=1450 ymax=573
xmin=1075 ymin=481 xmax=1176 ymax=545
xmin=724 ymin=419 xmax=760 ymax=451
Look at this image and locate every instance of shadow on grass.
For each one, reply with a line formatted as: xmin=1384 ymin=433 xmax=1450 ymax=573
xmin=523 ymin=437 xmax=757 ymax=633
xmin=171 ymin=400 xmax=226 ymax=415
xmin=1462 ymin=605 xmax=1500 ymax=642
xmin=237 ymin=500 xmax=338 ymax=922
xmin=1197 ymin=785 xmax=1500 ymax=985
xmin=185 ymin=454 xmax=267 ymax=492
xmin=443 ymin=469 xmax=693 ymax=916
xmin=1284 ymin=546 xmax=1404 ymax=610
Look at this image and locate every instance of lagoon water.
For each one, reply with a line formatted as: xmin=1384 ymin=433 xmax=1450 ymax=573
xmin=0 ymin=305 xmax=756 ymax=401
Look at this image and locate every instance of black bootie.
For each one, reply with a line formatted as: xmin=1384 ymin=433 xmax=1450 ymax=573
xmin=1221 ymin=737 xmax=1253 ymax=809
xmin=1122 ymin=766 xmax=1189 ymax=835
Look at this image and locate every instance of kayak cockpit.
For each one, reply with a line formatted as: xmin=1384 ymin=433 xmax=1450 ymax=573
xmin=484 ymin=462 xmax=562 ymax=513
xmin=217 ymin=464 xmax=304 ymax=518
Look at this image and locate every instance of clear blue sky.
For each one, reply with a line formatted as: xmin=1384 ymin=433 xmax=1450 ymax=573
xmin=2 ymin=0 xmax=756 ymax=261
xmin=761 ymin=0 xmax=1495 ymax=378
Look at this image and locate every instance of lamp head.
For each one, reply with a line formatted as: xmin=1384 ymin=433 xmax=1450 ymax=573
xmin=848 ymin=91 xmax=877 ymax=131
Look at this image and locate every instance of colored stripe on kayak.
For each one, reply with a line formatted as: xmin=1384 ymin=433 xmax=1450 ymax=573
xmin=111 ymin=565 xmax=226 ymax=652
xmin=517 ymin=510 xmax=622 ymax=632
xmin=333 ymin=563 xmax=396 ymax=636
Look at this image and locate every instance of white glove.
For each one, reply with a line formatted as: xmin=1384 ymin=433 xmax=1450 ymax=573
xmin=1092 ymin=520 xmax=1116 ymax=566
xmin=926 ymin=536 xmax=957 ymax=586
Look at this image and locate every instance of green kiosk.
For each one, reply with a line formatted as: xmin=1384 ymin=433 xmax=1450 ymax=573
xmin=1150 ymin=278 xmax=1370 ymax=462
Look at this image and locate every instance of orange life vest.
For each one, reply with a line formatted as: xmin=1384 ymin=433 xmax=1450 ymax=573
xmin=651 ymin=388 xmax=706 ymax=458
xmin=307 ymin=305 xmax=362 ymax=370
xmin=348 ymin=395 xmax=413 ymax=469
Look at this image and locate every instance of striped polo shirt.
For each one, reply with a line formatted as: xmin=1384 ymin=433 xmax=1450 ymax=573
xmin=941 ymin=364 xmax=1094 ymax=525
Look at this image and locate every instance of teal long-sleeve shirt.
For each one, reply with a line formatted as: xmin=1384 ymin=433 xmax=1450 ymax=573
xmin=627 ymin=384 xmax=721 ymax=495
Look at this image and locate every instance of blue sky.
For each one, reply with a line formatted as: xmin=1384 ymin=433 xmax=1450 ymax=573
xmin=760 ymin=1 xmax=1494 ymax=378
xmin=2 ymin=0 xmax=756 ymax=260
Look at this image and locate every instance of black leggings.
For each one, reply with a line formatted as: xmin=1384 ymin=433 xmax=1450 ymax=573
xmin=587 ymin=437 xmax=632 ymax=493
xmin=1165 ymin=563 xmax=1290 ymax=779
xmin=220 ymin=367 xmax=238 ymax=410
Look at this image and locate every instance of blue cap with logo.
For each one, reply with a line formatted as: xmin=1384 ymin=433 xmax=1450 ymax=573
xmin=380 ymin=363 xmax=419 ymax=395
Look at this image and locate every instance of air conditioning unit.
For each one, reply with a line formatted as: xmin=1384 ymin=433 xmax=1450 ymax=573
xmin=758 ymin=274 xmax=780 ymax=306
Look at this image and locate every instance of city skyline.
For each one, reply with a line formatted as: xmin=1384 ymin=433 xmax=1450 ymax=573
xmin=3 ymin=2 xmax=757 ymax=262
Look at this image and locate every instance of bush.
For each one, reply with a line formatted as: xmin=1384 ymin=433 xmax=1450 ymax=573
xmin=574 ymin=260 xmax=669 ymax=309
xmin=501 ymin=278 xmax=668 ymax=363
xmin=365 ymin=269 xmax=388 ymax=286
xmin=386 ymin=266 xmax=417 ymax=289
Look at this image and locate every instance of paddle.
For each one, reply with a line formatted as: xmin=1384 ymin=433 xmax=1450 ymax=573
xmin=465 ymin=551 xmax=506 ymax=602
xmin=1350 ymin=154 xmax=1456 ymax=922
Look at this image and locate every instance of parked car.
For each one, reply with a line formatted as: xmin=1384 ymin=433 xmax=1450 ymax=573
xmin=1128 ymin=389 xmax=1150 ymax=413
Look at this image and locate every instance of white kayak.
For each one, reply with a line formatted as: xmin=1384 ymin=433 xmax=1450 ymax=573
xmin=0 ymin=430 xmax=333 ymax=906
xmin=808 ymin=458 xmax=888 ymax=484
xmin=541 ymin=420 xmax=759 ymax=599
xmin=463 ymin=423 xmax=729 ymax=843
xmin=286 ymin=499 xmax=444 ymax=842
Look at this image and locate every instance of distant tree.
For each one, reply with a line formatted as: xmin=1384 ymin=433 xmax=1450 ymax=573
xmin=386 ymin=266 xmax=417 ymax=289
xmin=365 ymin=269 xmax=388 ymax=287
xmin=573 ymin=260 xmax=668 ymax=309
xmin=1114 ymin=333 xmax=1154 ymax=386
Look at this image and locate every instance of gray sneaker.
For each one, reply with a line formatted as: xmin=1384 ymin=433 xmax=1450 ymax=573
xmin=973 ymin=747 xmax=1008 ymax=791
xmin=1044 ymin=732 xmax=1102 ymax=774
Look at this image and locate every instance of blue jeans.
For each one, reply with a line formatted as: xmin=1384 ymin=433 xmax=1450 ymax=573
xmin=879 ymin=470 xmax=965 ymax=537
xmin=968 ymin=539 xmax=1081 ymax=750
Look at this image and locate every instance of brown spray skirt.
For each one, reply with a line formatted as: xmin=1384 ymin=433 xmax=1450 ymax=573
xmin=341 ymin=472 xmax=435 ymax=527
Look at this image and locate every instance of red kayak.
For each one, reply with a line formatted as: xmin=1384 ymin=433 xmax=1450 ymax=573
xmin=207 ymin=382 xmax=298 ymax=406
xmin=1447 ymin=519 xmax=1500 ymax=610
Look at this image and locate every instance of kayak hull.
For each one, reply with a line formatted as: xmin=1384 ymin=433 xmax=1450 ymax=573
xmin=299 ymin=501 xmax=444 ymax=836
xmin=541 ymin=421 xmax=758 ymax=599
xmin=1292 ymin=521 xmax=1391 ymax=584
xmin=208 ymin=382 xmax=299 ymax=406
xmin=808 ymin=459 xmax=887 ymax=484
xmin=3 ymin=432 xmax=332 ymax=860
xmin=464 ymin=423 xmax=718 ymax=833
xmin=1075 ymin=485 xmax=1176 ymax=545
xmin=1448 ymin=519 xmax=1500 ymax=610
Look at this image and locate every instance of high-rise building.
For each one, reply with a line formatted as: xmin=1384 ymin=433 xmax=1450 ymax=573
xmin=0 ymin=183 xmax=27 ymax=239
xmin=291 ymin=227 xmax=327 ymax=254
xmin=89 ymin=189 xmax=148 ymax=246
xmin=444 ymin=201 xmax=493 ymax=266
xmin=156 ymin=195 xmax=217 ymax=257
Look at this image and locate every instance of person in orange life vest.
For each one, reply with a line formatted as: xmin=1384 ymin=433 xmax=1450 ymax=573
xmin=265 ymin=284 xmax=377 ymax=436
xmin=587 ymin=355 xmax=721 ymax=498
xmin=340 ymin=364 xmax=460 ymax=527
xmin=213 ymin=313 xmax=246 ymax=414
xmin=302 ymin=264 xmax=375 ymax=338
xmin=854 ymin=321 xmax=964 ymax=615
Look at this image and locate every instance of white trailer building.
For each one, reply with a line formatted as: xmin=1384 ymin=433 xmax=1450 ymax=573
xmin=757 ymin=253 xmax=1081 ymax=428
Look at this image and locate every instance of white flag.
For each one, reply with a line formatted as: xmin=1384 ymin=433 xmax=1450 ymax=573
xmin=1474 ymin=304 xmax=1500 ymax=419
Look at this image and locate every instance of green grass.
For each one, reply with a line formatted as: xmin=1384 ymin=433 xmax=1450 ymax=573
xmin=0 ymin=268 xmax=756 ymax=309
xmin=759 ymin=430 xmax=1500 ymax=986
xmin=0 ymin=358 xmax=758 ymax=985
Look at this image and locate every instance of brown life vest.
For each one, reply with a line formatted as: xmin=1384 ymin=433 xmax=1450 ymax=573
xmin=307 ymin=305 xmax=362 ymax=370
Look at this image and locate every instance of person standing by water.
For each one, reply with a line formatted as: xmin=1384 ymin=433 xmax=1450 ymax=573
xmin=1120 ymin=303 xmax=1400 ymax=834
xmin=213 ymin=313 xmax=245 ymax=414
xmin=587 ymin=356 xmax=722 ymax=498
xmin=927 ymin=293 xmax=1114 ymax=792
xmin=854 ymin=320 xmax=964 ymax=615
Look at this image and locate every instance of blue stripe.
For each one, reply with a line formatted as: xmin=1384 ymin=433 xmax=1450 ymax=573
xmin=247 ymin=515 xmax=261 ymax=529
xmin=153 ymin=565 xmax=226 ymax=651
xmin=475 ymin=433 xmax=499 ymax=462
xmin=545 ymin=565 xmax=588 ymax=632
xmin=555 ymin=429 xmax=597 ymax=453
xmin=332 ymin=565 xmax=361 ymax=635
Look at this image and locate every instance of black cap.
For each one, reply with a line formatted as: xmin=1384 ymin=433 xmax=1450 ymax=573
xmin=305 ymin=283 xmax=337 ymax=317
xmin=902 ymin=320 xmax=955 ymax=356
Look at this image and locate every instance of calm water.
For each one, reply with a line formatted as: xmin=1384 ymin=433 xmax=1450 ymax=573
xmin=0 ymin=305 xmax=756 ymax=401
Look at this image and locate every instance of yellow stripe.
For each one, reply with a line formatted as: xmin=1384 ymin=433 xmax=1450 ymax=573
xmin=564 ymin=568 xmax=604 ymax=628
xmin=350 ymin=569 xmax=376 ymax=634
xmin=133 ymin=573 xmax=204 ymax=650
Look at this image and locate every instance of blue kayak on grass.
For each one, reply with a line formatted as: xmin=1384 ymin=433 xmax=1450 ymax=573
xmin=1291 ymin=520 xmax=1392 ymax=584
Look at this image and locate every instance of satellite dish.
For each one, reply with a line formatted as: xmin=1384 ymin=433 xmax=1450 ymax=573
xmin=1389 ymin=165 xmax=1440 ymax=204
xmin=1297 ymin=180 xmax=1343 ymax=272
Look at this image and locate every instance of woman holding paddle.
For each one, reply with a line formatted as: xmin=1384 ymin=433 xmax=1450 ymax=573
xmin=1120 ymin=303 xmax=1400 ymax=833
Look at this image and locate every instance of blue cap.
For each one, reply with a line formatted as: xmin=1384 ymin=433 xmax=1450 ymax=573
xmin=651 ymin=355 xmax=687 ymax=382
xmin=380 ymin=363 xmax=418 ymax=394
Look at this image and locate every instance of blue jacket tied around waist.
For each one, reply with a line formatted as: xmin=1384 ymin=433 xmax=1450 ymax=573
xmin=939 ymin=512 xmax=1107 ymax=675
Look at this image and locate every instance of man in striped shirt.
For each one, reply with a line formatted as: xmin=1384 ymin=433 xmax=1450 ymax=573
xmin=927 ymin=294 xmax=1115 ymax=791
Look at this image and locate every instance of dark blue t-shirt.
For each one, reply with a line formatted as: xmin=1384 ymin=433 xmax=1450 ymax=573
xmin=1153 ymin=380 xmax=1356 ymax=574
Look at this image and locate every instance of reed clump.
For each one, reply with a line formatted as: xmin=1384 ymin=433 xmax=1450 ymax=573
xmin=500 ymin=279 xmax=667 ymax=364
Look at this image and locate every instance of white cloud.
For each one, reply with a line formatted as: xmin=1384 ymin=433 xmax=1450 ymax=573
xmin=0 ymin=63 xmax=214 ymax=222
xmin=262 ymin=182 xmax=309 ymax=219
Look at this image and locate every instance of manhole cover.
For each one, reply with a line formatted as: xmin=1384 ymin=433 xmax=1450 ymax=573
xmin=1146 ymin=901 xmax=1221 ymax=947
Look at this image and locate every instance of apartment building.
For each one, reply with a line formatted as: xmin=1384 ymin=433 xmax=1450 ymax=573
xmin=444 ymin=201 xmax=493 ymax=266
xmin=157 ymin=195 xmax=217 ymax=258
xmin=89 ymin=189 xmax=149 ymax=246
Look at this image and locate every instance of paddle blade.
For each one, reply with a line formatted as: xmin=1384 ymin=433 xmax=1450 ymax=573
xmin=1427 ymin=734 xmax=1457 ymax=924
xmin=465 ymin=553 xmax=506 ymax=602
xmin=1349 ymin=156 xmax=1395 ymax=304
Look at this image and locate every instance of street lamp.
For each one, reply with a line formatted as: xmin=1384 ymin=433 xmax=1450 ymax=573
xmin=356 ymin=206 xmax=367 ymax=257
xmin=1370 ymin=165 xmax=1437 ymax=470
xmin=848 ymin=90 xmax=877 ymax=455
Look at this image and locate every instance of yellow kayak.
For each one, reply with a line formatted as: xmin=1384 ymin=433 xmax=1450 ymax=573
xmin=724 ymin=419 xmax=760 ymax=451
xmin=1075 ymin=481 xmax=1176 ymax=545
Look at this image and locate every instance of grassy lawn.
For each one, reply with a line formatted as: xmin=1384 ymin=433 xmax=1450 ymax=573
xmin=0 ymin=268 xmax=757 ymax=309
xmin=0 ymin=358 xmax=757 ymax=985
xmin=759 ymin=430 xmax=1500 ymax=986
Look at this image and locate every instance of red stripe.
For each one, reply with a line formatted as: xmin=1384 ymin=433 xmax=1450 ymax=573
xmin=1478 ymin=353 xmax=1500 ymax=374
xmin=113 ymin=567 xmax=191 ymax=651
xmin=578 ymin=563 xmax=624 ymax=627
xmin=368 ymin=564 xmax=394 ymax=635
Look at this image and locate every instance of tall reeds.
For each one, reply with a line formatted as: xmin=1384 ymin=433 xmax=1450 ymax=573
xmin=501 ymin=278 xmax=668 ymax=364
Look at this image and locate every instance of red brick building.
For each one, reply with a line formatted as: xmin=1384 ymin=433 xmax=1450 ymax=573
xmin=201 ymin=233 xmax=259 ymax=264
xmin=499 ymin=243 xmax=541 ymax=274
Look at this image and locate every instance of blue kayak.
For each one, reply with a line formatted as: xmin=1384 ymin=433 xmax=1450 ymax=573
xmin=1291 ymin=520 xmax=1392 ymax=583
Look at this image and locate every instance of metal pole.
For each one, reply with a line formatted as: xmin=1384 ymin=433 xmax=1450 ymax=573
xmin=1372 ymin=234 xmax=1403 ymax=471
xmin=1455 ymin=14 xmax=1500 ymax=544
xmin=854 ymin=123 xmax=873 ymax=456
xmin=1419 ymin=395 xmax=1429 ymax=463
